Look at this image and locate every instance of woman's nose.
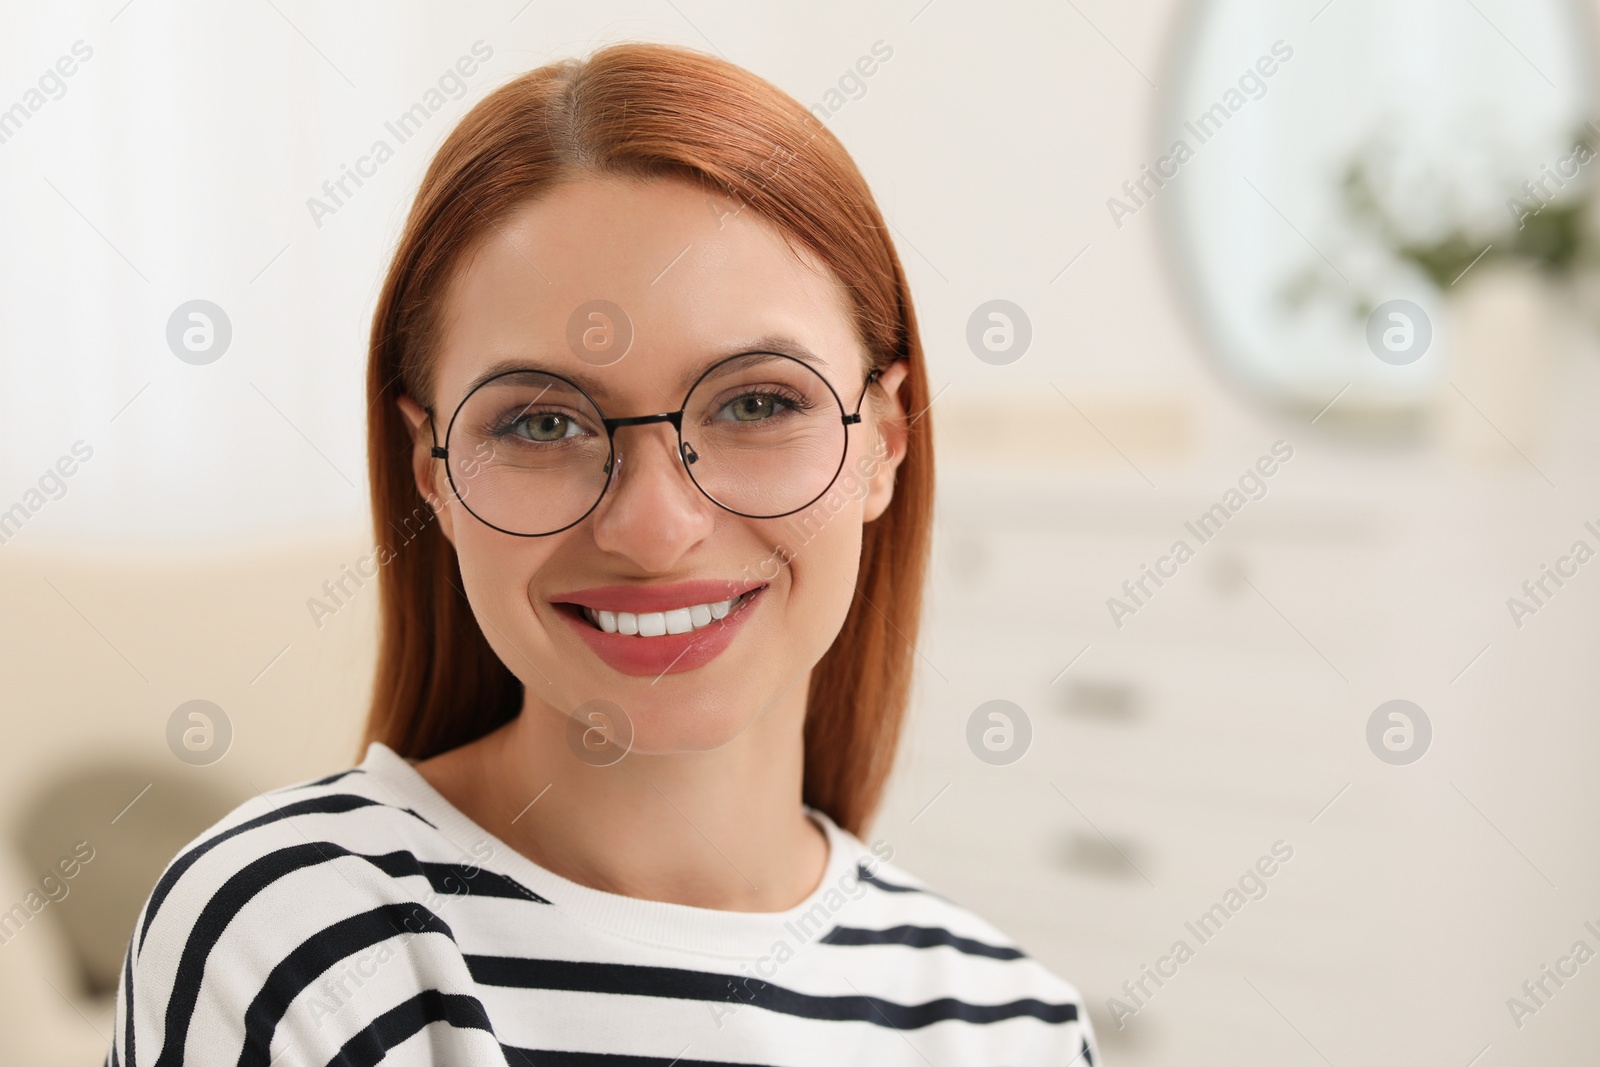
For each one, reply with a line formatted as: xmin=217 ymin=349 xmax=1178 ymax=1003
xmin=589 ymin=422 xmax=716 ymax=567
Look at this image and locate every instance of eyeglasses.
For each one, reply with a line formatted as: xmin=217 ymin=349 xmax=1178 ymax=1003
xmin=424 ymin=351 xmax=883 ymax=537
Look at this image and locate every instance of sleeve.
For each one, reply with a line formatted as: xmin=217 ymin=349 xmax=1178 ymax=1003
xmin=106 ymin=837 xmax=509 ymax=1067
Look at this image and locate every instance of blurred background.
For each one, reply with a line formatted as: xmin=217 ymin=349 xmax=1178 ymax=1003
xmin=3 ymin=0 xmax=1599 ymax=1062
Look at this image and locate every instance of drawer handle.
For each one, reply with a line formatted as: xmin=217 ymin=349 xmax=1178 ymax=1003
xmin=1059 ymin=680 xmax=1140 ymax=721
xmin=1059 ymin=830 xmax=1148 ymax=880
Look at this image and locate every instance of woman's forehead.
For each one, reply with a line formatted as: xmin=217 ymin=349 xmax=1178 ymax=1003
xmin=432 ymin=176 xmax=863 ymax=402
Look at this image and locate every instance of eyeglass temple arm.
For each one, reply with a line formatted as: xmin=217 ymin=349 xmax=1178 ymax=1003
xmin=418 ymin=406 xmax=450 ymax=458
xmin=844 ymin=366 xmax=886 ymax=425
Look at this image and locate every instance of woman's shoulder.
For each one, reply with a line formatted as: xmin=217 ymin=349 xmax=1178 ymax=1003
xmin=142 ymin=754 xmax=441 ymax=921
xmin=812 ymin=821 xmax=1098 ymax=1061
xmin=138 ymin=742 xmax=552 ymax=943
xmin=822 ymin=819 xmax=1086 ymax=986
xmin=851 ymin=844 xmax=1085 ymax=989
xmin=107 ymin=745 xmax=528 ymax=1066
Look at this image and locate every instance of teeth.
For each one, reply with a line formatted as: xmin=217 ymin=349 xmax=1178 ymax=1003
xmin=581 ymin=593 xmax=746 ymax=637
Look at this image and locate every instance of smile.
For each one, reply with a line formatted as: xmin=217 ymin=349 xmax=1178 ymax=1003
xmin=579 ymin=590 xmax=756 ymax=637
xmin=551 ymin=582 xmax=768 ymax=676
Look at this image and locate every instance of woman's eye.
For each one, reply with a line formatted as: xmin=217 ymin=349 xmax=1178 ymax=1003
xmin=721 ymin=393 xmax=786 ymax=421
xmin=509 ymin=413 xmax=578 ymax=441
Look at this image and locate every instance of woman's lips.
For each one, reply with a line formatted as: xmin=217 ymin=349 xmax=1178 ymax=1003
xmin=555 ymin=586 xmax=765 ymax=677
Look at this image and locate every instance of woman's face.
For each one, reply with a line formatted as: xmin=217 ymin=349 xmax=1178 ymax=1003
xmin=399 ymin=175 xmax=908 ymax=754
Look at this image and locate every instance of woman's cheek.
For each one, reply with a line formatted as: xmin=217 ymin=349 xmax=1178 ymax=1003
xmin=789 ymin=502 xmax=865 ymax=655
xmin=455 ymin=527 xmax=556 ymax=661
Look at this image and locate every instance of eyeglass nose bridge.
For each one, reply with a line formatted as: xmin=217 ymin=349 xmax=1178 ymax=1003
xmin=599 ymin=409 xmax=699 ymax=480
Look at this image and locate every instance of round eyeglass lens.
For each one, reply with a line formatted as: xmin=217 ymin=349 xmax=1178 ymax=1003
xmin=679 ymin=354 xmax=848 ymax=517
xmin=446 ymin=370 xmax=611 ymax=535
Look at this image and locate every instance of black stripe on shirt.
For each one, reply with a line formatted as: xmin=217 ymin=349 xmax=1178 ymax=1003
xmin=122 ymin=936 xmax=137 ymax=1067
xmin=326 ymin=989 xmax=495 ymax=1067
xmin=289 ymin=768 xmax=368 ymax=790
xmin=818 ymin=923 xmax=1025 ymax=960
xmin=236 ymin=903 xmax=456 ymax=1067
xmin=857 ymin=865 xmax=933 ymax=896
xmin=466 ymin=956 xmax=1080 ymax=1030
xmin=404 ymin=856 xmax=550 ymax=905
xmin=153 ymin=843 xmax=544 ymax=1067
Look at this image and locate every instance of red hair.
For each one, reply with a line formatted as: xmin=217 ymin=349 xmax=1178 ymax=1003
xmin=360 ymin=42 xmax=934 ymax=836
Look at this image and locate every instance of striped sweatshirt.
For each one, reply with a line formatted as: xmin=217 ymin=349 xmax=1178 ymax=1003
xmin=107 ymin=741 xmax=1096 ymax=1066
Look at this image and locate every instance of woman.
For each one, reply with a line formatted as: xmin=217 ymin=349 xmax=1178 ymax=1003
xmin=109 ymin=42 xmax=1095 ymax=1066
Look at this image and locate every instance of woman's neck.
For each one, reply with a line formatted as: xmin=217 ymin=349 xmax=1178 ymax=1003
xmin=413 ymin=685 xmax=829 ymax=912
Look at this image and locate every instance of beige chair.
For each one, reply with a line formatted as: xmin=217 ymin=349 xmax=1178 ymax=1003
xmin=0 ymin=536 xmax=373 ymax=1064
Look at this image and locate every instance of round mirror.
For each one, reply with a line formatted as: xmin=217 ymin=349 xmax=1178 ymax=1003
xmin=1160 ymin=0 xmax=1597 ymax=432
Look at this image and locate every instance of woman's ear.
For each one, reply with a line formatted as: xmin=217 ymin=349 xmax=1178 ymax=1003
xmin=860 ymin=359 xmax=912 ymax=523
xmin=396 ymin=394 xmax=456 ymax=546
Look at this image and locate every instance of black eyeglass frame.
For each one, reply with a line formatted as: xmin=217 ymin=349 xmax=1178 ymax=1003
xmin=423 ymin=350 xmax=890 ymax=538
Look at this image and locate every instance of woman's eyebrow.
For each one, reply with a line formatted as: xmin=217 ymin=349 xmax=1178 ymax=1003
xmin=460 ymin=336 xmax=830 ymax=402
xmin=724 ymin=335 xmax=828 ymax=373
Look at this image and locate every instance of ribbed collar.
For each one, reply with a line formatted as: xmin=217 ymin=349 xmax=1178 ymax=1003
xmin=356 ymin=741 xmax=873 ymax=960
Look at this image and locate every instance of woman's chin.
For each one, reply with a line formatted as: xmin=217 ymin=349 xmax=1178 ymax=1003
xmin=544 ymin=684 xmax=765 ymax=761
